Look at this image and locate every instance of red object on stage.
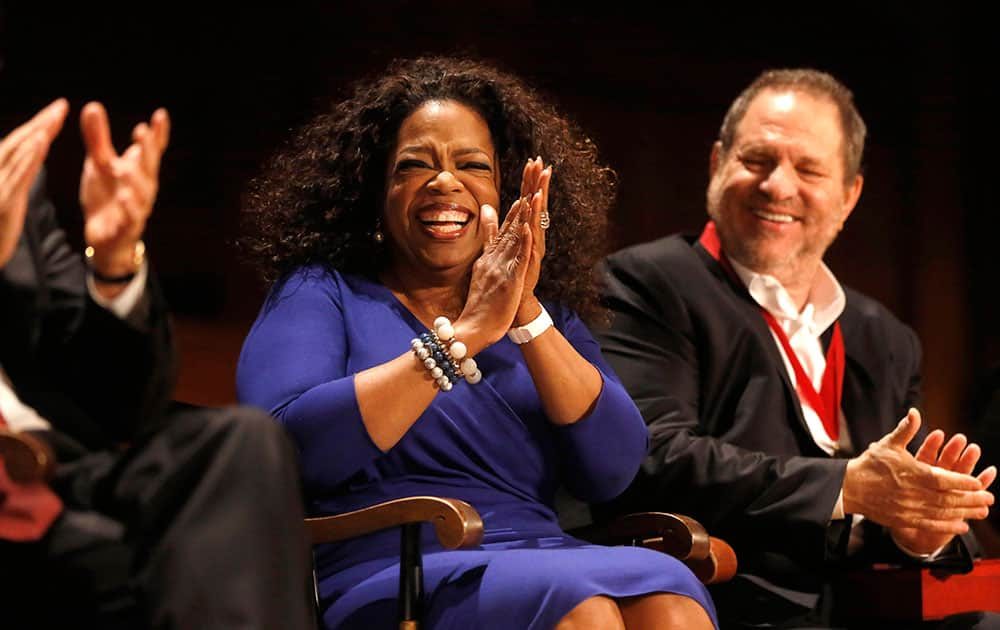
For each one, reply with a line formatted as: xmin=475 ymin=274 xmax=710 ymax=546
xmin=835 ymin=558 xmax=1000 ymax=621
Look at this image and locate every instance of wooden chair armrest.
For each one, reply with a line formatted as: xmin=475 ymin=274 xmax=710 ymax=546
xmin=569 ymin=511 xmax=738 ymax=585
xmin=305 ymin=496 xmax=484 ymax=549
xmin=0 ymin=429 xmax=56 ymax=484
xmin=683 ymin=536 xmax=738 ymax=585
xmin=571 ymin=512 xmax=709 ymax=560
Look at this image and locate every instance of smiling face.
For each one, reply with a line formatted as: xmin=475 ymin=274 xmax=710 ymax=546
xmin=381 ymin=99 xmax=500 ymax=279
xmin=706 ymin=88 xmax=863 ymax=283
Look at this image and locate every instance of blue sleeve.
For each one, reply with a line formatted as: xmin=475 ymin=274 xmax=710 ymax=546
xmin=236 ymin=268 xmax=383 ymax=489
xmin=549 ymin=305 xmax=649 ymax=503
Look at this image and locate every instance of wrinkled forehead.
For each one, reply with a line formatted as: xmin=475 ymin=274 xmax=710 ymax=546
xmin=733 ymin=89 xmax=847 ymax=165
xmin=741 ymin=90 xmax=843 ymax=140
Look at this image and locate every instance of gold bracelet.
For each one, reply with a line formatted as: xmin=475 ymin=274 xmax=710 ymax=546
xmin=84 ymin=240 xmax=145 ymax=284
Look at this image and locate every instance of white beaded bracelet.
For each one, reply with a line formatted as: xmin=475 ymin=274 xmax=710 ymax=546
xmin=433 ymin=316 xmax=483 ymax=385
xmin=410 ymin=317 xmax=482 ymax=391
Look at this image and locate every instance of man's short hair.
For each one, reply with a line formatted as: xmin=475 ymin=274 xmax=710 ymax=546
xmin=717 ymin=68 xmax=867 ymax=181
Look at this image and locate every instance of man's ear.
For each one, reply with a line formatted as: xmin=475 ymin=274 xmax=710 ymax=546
xmin=841 ymin=173 xmax=864 ymax=224
xmin=709 ymin=141 xmax=723 ymax=178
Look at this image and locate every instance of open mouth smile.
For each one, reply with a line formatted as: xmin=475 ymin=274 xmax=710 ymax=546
xmin=417 ymin=204 xmax=473 ymax=238
xmin=751 ymin=208 xmax=798 ymax=224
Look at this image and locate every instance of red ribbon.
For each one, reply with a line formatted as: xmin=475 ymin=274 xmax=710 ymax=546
xmin=699 ymin=221 xmax=845 ymax=441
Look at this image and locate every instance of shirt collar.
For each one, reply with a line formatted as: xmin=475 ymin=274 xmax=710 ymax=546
xmin=728 ymin=257 xmax=845 ymax=337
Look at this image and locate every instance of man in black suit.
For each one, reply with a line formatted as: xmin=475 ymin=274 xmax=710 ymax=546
xmin=595 ymin=69 xmax=997 ymax=628
xmin=0 ymin=100 xmax=313 ymax=628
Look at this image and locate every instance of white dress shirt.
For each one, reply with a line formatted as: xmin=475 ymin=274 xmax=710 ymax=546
xmin=728 ymin=258 xmax=942 ymax=559
xmin=728 ymin=258 xmax=851 ymax=459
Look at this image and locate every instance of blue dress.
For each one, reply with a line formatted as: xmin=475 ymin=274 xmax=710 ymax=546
xmin=237 ymin=266 xmax=718 ymax=629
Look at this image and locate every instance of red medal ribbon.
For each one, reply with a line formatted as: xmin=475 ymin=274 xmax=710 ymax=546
xmin=698 ymin=221 xmax=844 ymax=441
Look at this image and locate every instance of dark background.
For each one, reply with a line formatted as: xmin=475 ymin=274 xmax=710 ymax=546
xmin=1 ymin=2 xmax=996 ymax=436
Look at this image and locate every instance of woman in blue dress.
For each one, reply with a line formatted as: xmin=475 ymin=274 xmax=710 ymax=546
xmin=236 ymin=55 xmax=717 ymax=629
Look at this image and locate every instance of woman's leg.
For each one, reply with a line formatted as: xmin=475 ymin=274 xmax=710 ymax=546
xmin=619 ymin=593 xmax=714 ymax=630
xmin=555 ymin=595 xmax=626 ymax=630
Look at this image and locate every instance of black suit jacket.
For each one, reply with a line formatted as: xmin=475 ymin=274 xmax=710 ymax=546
xmin=593 ymin=232 xmax=972 ymax=610
xmin=0 ymin=171 xmax=174 ymax=454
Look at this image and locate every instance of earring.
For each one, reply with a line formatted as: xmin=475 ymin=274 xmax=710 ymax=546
xmin=373 ymin=217 xmax=385 ymax=244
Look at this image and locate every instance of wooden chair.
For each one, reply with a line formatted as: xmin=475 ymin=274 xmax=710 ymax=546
xmin=306 ymin=497 xmax=484 ymax=630
xmin=4 ymin=429 xmax=737 ymax=628
xmin=0 ymin=429 xmax=56 ymax=484
xmin=567 ymin=511 xmax=737 ymax=585
xmin=307 ymin=500 xmax=737 ymax=629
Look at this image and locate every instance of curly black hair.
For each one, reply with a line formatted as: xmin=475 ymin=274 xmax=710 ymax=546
xmin=241 ymin=55 xmax=617 ymax=323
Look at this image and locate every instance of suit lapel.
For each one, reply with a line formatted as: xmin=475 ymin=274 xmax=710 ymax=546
xmin=692 ymin=240 xmax=814 ymax=442
xmin=837 ymin=301 xmax=884 ymax=452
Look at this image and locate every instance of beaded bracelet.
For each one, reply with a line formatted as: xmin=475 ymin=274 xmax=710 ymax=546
xmin=410 ymin=316 xmax=482 ymax=391
xmin=432 ymin=316 xmax=483 ymax=386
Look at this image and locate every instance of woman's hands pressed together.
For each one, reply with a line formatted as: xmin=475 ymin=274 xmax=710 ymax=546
xmin=454 ymin=157 xmax=552 ymax=354
xmin=514 ymin=156 xmax=552 ymax=326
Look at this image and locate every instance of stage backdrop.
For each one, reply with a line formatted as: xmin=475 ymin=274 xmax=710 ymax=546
xmin=1 ymin=2 xmax=995 ymax=437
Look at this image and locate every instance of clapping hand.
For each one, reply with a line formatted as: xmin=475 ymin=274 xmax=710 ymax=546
xmin=79 ymin=102 xmax=169 ymax=282
xmin=843 ymin=409 xmax=995 ymax=554
xmin=890 ymin=411 xmax=997 ymax=553
xmin=0 ymin=99 xmax=69 ymax=267
xmin=456 ymin=195 xmax=534 ymax=353
xmin=513 ymin=157 xmax=552 ymax=325
xmin=454 ymin=156 xmax=552 ymax=354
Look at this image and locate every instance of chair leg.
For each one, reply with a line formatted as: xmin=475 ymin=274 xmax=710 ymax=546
xmin=399 ymin=522 xmax=423 ymax=628
xmin=311 ymin=557 xmax=322 ymax=629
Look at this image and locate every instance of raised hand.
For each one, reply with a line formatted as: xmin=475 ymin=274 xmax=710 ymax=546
xmin=890 ymin=419 xmax=998 ymax=553
xmin=843 ymin=408 xmax=995 ymax=552
xmin=0 ymin=99 xmax=69 ymax=267
xmin=79 ymin=102 xmax=170 ymax=280
xmin=455 ymin=197 xmax=534 ymax=354
xmin=513 ymin=156 xmax=552 ymax=325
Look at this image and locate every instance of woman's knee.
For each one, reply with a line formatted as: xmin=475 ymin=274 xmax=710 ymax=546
xmin=619 ymin=592 xmax=714 ymax=630
xmin=555 ymin=595 xmax=625 ymax=630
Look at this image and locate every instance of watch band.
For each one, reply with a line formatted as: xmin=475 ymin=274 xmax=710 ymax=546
xmin=507 ymin=306 xmax=553 ymax=345
xmin=84 ymin=240 xmax=146 ymax=284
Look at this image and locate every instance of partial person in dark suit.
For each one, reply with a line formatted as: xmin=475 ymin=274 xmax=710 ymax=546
xmin=0 ymin=100 xmax=313 ymax=629
xmin=594 ymin=69 xmax=998 ymax=629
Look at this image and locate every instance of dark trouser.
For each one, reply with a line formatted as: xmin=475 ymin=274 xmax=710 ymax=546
xmin=1 ymin=405 xmax=314 ymax=630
